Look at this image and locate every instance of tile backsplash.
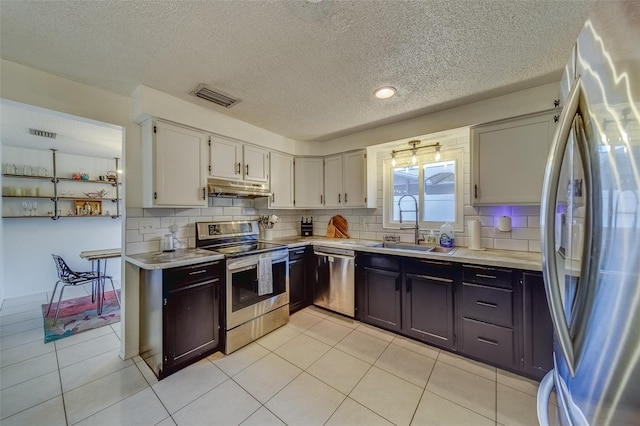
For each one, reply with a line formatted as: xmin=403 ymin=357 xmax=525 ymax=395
xmin=125 ymin=198 xmax=310 ymax=255
xmin=126 ymin=202 xmax=541 ymax=256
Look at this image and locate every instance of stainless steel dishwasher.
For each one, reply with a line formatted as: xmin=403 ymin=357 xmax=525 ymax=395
xmin=313 ymin=246 xmax=355 ymax=317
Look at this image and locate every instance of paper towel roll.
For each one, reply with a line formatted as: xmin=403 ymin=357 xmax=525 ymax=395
xmin=497 ymin=216 xmax=512 ymax=232
xmin=468 ymin=220 xmax=482 ymax=250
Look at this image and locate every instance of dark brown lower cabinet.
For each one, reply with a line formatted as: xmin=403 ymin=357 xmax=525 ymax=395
xmin=141 ymin=260 xmax=223 ymax=379
xmin=403 ymin=259 xmax=456 ymax=350
xmin=522 ymin=272 xmax=554 ymax=379
xmin=354 ymin=253 xmax=553 ymax=380
xmin=459 ymin=265 xmax=518 ymax=370
xmin=289 ymin=247 xmax=311 ymax=314
xmin=356 ymin=255 xmax=402 ymax=332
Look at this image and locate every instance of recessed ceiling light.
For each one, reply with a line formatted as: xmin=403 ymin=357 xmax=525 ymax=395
xmin=374 ymin=86 xmax=396 ymax=99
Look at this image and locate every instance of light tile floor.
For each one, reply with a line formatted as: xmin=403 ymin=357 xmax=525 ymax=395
xmin=0 ymin=292 xmax=551 ymax=425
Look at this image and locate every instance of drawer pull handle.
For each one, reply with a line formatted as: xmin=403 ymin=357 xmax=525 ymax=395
xmin=476 ymin=273 xmax=497 ymax=280
xmin=477 ymin=337 xmax=499 ymax=346
xmin=409 ymin=273 xmax=453 ymax=284
xmin=419 ymin=260 xmax=452 ymax=267
xmin=476 ymin=301 xmax=498 ymax=308
xmin=294 ymin=250 xmax=305 ymax=255
xmin=189 ymin=269 xmax=208 ymax=275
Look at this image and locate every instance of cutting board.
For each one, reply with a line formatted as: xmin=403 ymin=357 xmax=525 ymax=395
xmin=326 ymin=215 xmax=349 ymax=238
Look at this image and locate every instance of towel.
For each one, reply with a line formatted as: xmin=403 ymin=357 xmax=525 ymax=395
xmin=258 ymin=256 xmax=273 ymax=296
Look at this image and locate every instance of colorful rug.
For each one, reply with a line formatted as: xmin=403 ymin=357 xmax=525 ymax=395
xmin=41 ymin=290 xmax=120 ymax=343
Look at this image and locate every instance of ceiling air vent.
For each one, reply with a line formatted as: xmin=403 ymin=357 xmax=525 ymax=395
xmin=190 ymin=84 xmax=239 ymax=108
xmin=29 ymin=128 xmax=57 ymax=139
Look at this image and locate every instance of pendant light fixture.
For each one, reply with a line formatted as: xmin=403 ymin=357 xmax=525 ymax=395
xmin=390 ymin=140 xmax=442 ymax=166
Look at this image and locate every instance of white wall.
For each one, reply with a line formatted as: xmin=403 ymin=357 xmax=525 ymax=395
xmin=3 ymin=219 xmax=122 ymax=297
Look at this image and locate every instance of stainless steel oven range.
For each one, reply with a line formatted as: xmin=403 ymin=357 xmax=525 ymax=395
xmin=196 ymin=221 xmax=289 ymax=353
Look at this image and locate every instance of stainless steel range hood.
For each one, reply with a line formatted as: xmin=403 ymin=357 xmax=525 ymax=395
xmin=207 ymin=178 xmax=271 ymax=198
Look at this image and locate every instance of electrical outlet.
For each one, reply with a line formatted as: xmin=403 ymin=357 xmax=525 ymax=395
xmin=139 ymin=219 xmax=157 ymax=234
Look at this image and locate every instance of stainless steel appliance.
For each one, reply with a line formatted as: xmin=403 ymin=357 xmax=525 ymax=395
xmin=313 ymin=246 xmax=355 ymax=317
xmin=207 ymin=178 xmax=271 ymax=198
xmin=537 ymin=2 xmax=640 ymax=424
xmin=196 ymin=221 xmax=289 ymax=353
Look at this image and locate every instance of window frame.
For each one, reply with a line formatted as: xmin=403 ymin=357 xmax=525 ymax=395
xmin=383 ymin=148 xmax=464 ymax=231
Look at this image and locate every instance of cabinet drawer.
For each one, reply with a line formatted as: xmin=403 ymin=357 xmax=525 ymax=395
xmin=405 ymin=258 xmax=455 ymax=280
xmin=462 ymin=265 xmax=513 ymax=289
xmin=461 ymin=318 xmax=516 ymax=368
xmin=462 ymin=283 xmax=513 ymax=327
xmin=288 ymin=247 xmax=308 ymax=261
xmin=357 ymin=254 xmax=400 ymax=272
xmin=164 ymin=261 xmax=223 ymax=290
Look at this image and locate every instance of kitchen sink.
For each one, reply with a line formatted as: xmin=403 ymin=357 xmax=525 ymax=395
xmin=429 ymin=246 xmax=456 ymax=253
xmin=382 ymin=242 xmax=456 ymax=254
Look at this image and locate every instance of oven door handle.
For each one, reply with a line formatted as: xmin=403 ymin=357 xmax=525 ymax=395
xmin=227 ymin=263 xmax=258 ymax=273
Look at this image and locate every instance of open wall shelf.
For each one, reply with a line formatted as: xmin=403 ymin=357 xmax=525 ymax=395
xmin=2 ymin=149 xmax=121 ymax=220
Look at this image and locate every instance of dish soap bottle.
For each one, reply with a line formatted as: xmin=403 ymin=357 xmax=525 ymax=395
xmin=439 ymin=222 xmax=455 ymax=248
xmin=426 ymin=230 xmax=437 ymax=247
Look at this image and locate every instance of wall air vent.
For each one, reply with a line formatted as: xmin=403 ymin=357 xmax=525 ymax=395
xmin=190 ymin=84 xmax=239 ymax=108
xmin=29 ymin=128 xmax=57 ymax=139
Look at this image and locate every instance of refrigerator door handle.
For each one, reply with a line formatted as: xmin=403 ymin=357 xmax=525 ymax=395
xmin=540 ymin=76 xmax=582 ymax=376
xmin=537 ymin=370 xmax=555 ymax=426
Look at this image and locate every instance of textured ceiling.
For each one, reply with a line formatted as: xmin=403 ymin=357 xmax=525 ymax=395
xmin=0 ymin=0 xmax=596 ymax=142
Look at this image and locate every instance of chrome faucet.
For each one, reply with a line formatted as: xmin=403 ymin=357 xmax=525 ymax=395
xmin=397 ymin=194 xmax=425 ymax=245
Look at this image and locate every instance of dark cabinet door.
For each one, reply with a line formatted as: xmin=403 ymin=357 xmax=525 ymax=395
xmin=360 ymin=266 xmax=402 ymax=332
xmin=164 ymin=279 xmax=220 ymax=374
xmin=522 ymin=272 xmax=554 ymax=379
xmin=403 ymin=265 xmax=456 ymax=349
xmin=289 ymin=247 xmax=310 ymax=314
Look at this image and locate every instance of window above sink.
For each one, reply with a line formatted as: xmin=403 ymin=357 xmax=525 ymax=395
xmin=382 ymin=148 xmax=464 ymax=231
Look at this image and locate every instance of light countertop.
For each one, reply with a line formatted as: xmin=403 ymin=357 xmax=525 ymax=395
xmin=126 ymin=237 xmax=542 ymax=272
xmin=125 ymin=248 xmax=224 ymax=270
xmin=270 ymin=236 xmax=542 ymax=271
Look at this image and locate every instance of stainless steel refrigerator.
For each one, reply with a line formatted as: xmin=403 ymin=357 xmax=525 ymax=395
xmin=537 ymin=1 xmax=640 ymax=425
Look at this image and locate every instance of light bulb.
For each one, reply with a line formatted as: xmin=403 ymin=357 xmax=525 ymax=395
xmin=374 ymin=86 xmax=396 ymax=99
xmin=411 ymin=150 xmax=417 ymax=164
xmin=434 ymin=146 xmax=441 ymax=161
xmin=391 ymin=152 xmax=396 ymax=167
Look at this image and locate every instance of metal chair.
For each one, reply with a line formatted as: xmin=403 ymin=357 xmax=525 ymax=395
xmin=47 ymin=254 xmax=119 ymax=323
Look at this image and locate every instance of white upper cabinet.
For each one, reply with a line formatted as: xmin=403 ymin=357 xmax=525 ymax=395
xmin=243 ymin=145 xmax=269 ymax=183
xmin=323 ymin=151 xmax=367 ymax=209
xmin=209 ymin=136 xmax=243 ymax=180
xmin=268 ymin=151 xmax=294 ymax=208
xmin=294 ymin=157 xmax=324 ymax=209
xmin=323 ymin=155 xmax=343 ymax=208
xmin=142 ymin=120 xmax=208 ymax=208
xmin=209 ymin=136 xmax=269 ymax=183
xmin=342 ymin=151 xmax=367 ymax=207
xmin=471 ymin=109 xmax=559 ymax=205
